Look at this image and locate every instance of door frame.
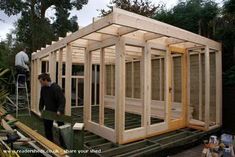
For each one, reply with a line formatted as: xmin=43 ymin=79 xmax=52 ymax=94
xmin=168 ymin=46 xmax=188 ymax=129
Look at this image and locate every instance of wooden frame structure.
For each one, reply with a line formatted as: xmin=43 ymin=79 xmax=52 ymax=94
xmin=31 ymin=8 xmax=222 ymax=144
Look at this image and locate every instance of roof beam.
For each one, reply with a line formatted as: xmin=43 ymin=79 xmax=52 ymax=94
xmin=112 ymin=7 xmax=221 ymax=50
xmin=144 ymin=33 xmax=164 ymax=41
xmin=118 ymin=26 xmax=138 ymax=36
xmin=32 ymin=12 xmax=114 ymax=60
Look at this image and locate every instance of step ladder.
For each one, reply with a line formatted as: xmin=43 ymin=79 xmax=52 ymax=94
xmin=16 ymin=74 xmax=31 ymax=117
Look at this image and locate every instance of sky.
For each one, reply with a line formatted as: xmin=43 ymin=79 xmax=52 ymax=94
xmin=0 ymin=0 xmax=222 ymax=41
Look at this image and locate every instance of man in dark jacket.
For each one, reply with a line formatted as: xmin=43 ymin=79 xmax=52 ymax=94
xmin=38 ymin=73 xmax=65 ymax=146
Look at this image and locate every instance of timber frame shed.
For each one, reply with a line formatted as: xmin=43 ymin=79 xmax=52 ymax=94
xmin=31 ymin=8 xmax=222 ymax=144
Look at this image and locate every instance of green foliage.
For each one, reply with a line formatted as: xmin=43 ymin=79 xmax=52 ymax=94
xmin=0 ymin=41 xmax=14 ymax=68
xmin=100 ymin=0 xmax=160 ymax=17
xmin=52 ymin=6 xmax=79 ymax=38
xmin=15 ymin=11 xmax=55 ymax=51
xmin=223 ymin=65 xmax=235 ymax=86
xmin=0 ymin=0 xmax=88 ymax=51
xmin=223 ymin=0 xmax=235 ymax=16
xmin=154 ymin=0 xmax=219 ymax=38
xmin=0 ymin=68 xmax=9 ymax=106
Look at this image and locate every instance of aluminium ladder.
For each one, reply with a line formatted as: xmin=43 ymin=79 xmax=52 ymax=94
xmin=15 ymin=74 xmax=31 ymax=117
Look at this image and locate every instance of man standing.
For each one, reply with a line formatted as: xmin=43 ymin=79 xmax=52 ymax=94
xmin=15 ymin=48 xmax=29 ymax=84
xmin=38 ymin=73 xmax=65 ymax=147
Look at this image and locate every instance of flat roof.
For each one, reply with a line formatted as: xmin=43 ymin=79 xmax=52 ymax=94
xmin=32 ymin=7 xmax=221 ymax=61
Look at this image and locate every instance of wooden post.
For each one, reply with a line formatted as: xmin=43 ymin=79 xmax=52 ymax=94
xmin=49 ymin=51 xmax=56 ymax=82
xmin=186 ymin=50 xmax=191 ymax=123
xmin=216 ymin=50 xmax=222 ymax=125
xmin=140 ymin=50 xmax=144 ymax=100
xmin=115 ymin=37 xmax=125 ymax=143
xmin=159 ymin=58 xmax=163 ymax=101
xmin=100 ymin=48 xmax=105 ymax=125
xmin=94 ymin=65 xmax=97 ymax=106
xmin=144 ymin=43 xmax=151 ymax=132
xmin=171 ymin=56 xmax=174 ymax=103
xmin=111 ymin=64 xmax=114 ymax=96
xmin=199 ymin=50 xmax=202 ymax=120
xmin=181 ymin=50 xmax=188 ymax=125
xmin=58 ymin=48 xmax=63 ymax=87
xmin=205 ymin=46 xmax=210 ymax=129
xmin=30 ymin=60 xmax=35 ymax=112
xmin=140 ymin=47 xmax=145 ymax=127
xmin=165 ymin=47 xmax=171 ymax=123
xmin=75 ymin=78 xmax=78 ymax=107
xmin=36 ymin=59 xmax=42 ymax=114
xmin=84 ymin=48 xmax=92 ymax=125
xmin=131 ymin=59 xmax=134 ymax=98
xmin=65 ymin=44 xmax=72 ymax=116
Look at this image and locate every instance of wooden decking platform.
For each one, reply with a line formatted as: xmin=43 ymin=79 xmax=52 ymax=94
xmin=6 ymin=106 xmax=220 ymax=157
xmin=82 ymin=127 xmax=221 ymax=157
xmin=71 ymin=107 xmax=219 ymax=157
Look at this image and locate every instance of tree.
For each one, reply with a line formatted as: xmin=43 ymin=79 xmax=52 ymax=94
xmin=154 ymin=0 xmax=219 ymax=38
xmin=53 ymin=6 xmax=79 ymax=38
xmin=216 ymin=0 xmax=235 ymax=69
xmin=0 ymin=0 xmax=88 ymax=18
xmin=100 ymin=0 xmax=160 ymax=17
xmin=0 ymin=0 xmax=88 ymax=51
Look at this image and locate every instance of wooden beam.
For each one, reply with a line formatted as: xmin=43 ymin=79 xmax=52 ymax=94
xmin=216 ymin=50 xmax=222 ymax=125
xmin=36 ymin=59 xmax=42 ymax=113
xmin=187 ymin=50 xmax=191 ymax=123
xmin=32 ymin=12 xmax=114 ymax=60
xmin=124 ymin=37 xmax=145 ymax=47
xmin=167 ymin=38 xmax=186 ymax=45
xmin=159 ymin=58 xmax=163 ymax=101
xmin=204 ymin=46 xmax=210 ymax=129
xmin=30 ymin=60 xmax=35 ymax=112
xmin=181 ymin=50 xmax=188 ymax=125
xmin=143 ymin=43 xmax=151 ymax=133
xmin=111 ymin=63 xmax=114 ymax=95
xmin=165 ymin=47 xmax=171 ymax=123
xmin=88 ymin=37 xmax=118 ymax=52
xmin=112 ymin=8 xmax=221 ymax=50
xmin=118 ymin=27 xmax=137 ymax=36
xmin=65 ymin=44 xmax=72 ymax=116
xmin=144 ymin=33 xmax=163 ymax=41
xmin=99 ymin=48 xmax=105 ymax=125
xmin=94 ymin=64 xmax=97 ymax=106
xmin=0 ymin=109 xmax=66 ymax=157
xmin=140 ymin=47 xmax=144 ymax=125
xmin=198 ymin=51 xmax=202 ymax=120
xmin=58 ymin=48 xmax=63 ymax=87
xmin=41 ymin=110 xmax=72 ymax=123
xmin=75 ymin=77 xmax=78 ymax=107
xmin=169 ymin=46 xmax=186 ymax=54
xmin=115 ymin=37 xmax=125 ymax=143
xmin=49 ymin=51 xmax=56 ymax=82
xmin=84 ymin=48 xmax=92 ymax=126
xmin=131 ymin=60 xmax=134 ymax=98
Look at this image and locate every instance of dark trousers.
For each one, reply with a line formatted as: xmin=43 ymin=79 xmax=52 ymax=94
xmin=43 ymin=119 xmax=66 ymax=148
xmin=15 ymin=66 xmax=28 ymax=82
xmin=15 ymin=66 xmax=29 ymax=90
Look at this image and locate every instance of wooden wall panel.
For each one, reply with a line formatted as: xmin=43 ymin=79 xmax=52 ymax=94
xmin=173 ymin=56 xmax=182 ymax=103
xmin=189 ymin=54 xmax=200 ymax=119
xmin=151 ymin=59 xmax=160 ymax=100
xmin=209 ymin=52 xmax=216 ymax=123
